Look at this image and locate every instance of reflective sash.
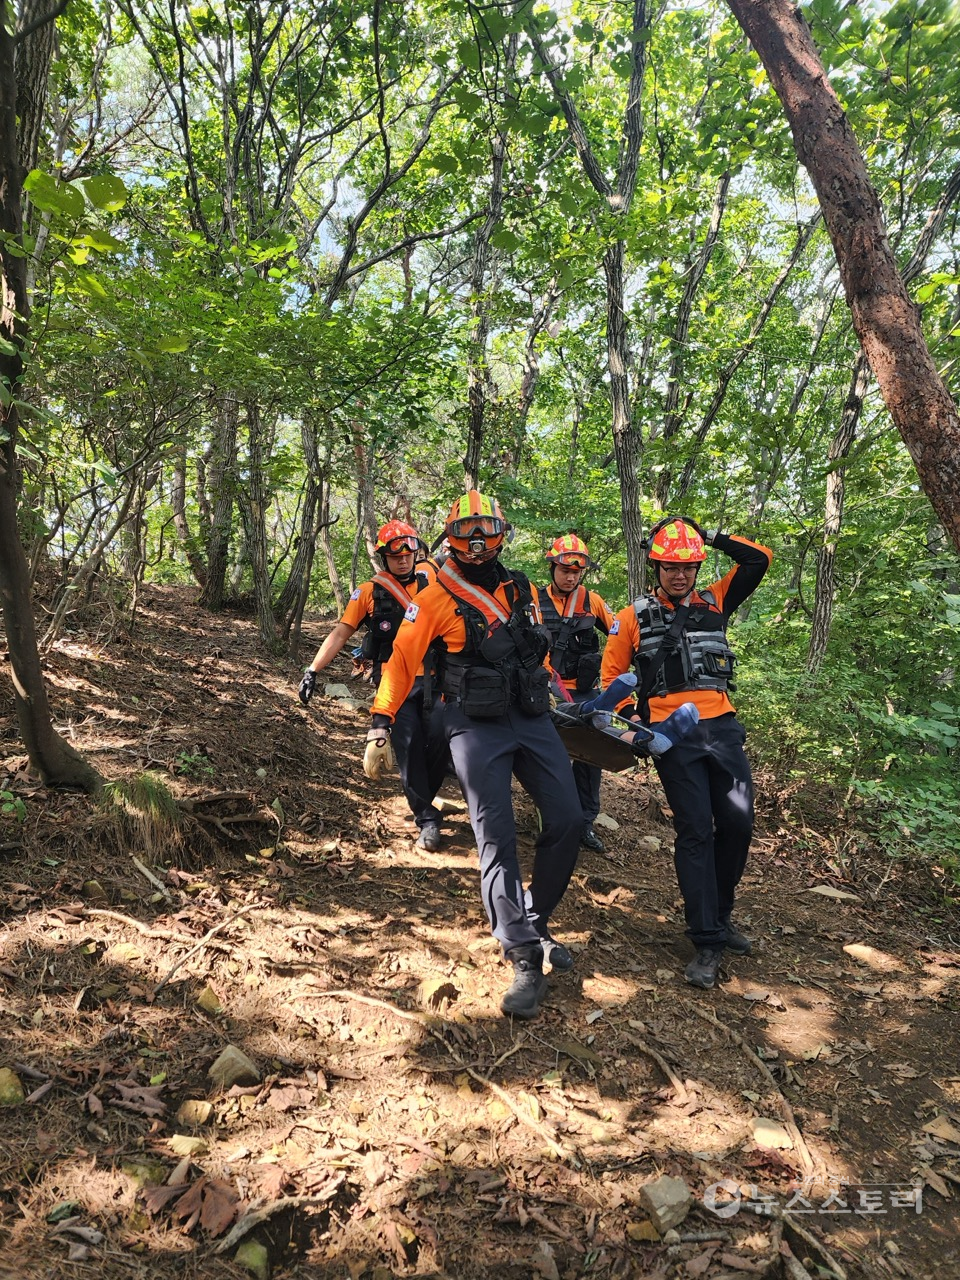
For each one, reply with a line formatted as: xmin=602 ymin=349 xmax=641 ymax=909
xmin=437 ymin=560 xmax=513 ymax=626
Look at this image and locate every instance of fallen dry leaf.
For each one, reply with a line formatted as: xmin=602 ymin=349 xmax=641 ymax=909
xmin=805 ymin=885 xmax=861 ymax=902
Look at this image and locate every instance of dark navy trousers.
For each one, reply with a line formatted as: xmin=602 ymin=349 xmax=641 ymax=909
xmin=390 ymin=677 xmax=447 ymax=829
xmin=653 ymin=712 xmax=754 ymax=948
xmin=440 ymin=700 xmax=581 ymax=954
xmin=570 ymin=688 xmax=602 ymax=823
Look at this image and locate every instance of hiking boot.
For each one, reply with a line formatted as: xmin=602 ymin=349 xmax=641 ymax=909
xmin=416 ymin=821 xmax=441 ymax=852
xmin=723 ymin=921 xmax=753 ymax=955
xmin=684 ymin=947 xmax=724 ymax=990
xmin=580 ymin=823 xmax=606 ymax=853
xmin=540 ymin=936 xmax=574 ymax=972
xmin=501 ymin=944 xmax=548 ymax=1019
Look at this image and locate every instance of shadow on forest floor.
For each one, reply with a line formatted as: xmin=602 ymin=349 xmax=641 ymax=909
xmin=1 ymin=585 xmax=959 ymax=1280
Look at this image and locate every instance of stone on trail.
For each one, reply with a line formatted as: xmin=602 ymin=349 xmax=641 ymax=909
xmin=323 ymin=683 xmax=353 ymax=700
xmin=208 ymin=1045 xmax=261 ymax=1090
xmin=0 ymin=1068 xmax=25 ymax=1106
xmin=594 ymin=812 xmax=619 ymax=831
xmin=176 ymin=1099 xmax=214 ymax=1126
xmin=235 ymin=1239 xmax=270 ymax=1280
xmin=637 ymin=1174 xmax=693 ymax=1232
xmin=750 ymin=1117 xmax=794 ymax=1149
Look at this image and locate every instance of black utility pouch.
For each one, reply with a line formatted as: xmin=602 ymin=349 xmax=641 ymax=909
xmin=459 ymin=666 xmax=511 ymax=718
xmin=575 ymin=651 xmax=602 ymax=693
xmin=515 ymin=664 xmax=551 ymax=717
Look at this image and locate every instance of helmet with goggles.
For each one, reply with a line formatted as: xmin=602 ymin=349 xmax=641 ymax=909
xmin=375 ymin=520 xmax=422 ymax=564
xmin=444 ymin=490 xmax=507 ymax=562
xmin=546 ymin=534 xmax=595 ymax=570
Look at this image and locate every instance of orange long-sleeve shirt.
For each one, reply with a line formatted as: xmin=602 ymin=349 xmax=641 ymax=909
xmin=339 ymin=568 xmax=435 ymax=678
xmin=601 ymin=533 xmax=772 ymax=722
xmin=372 ymin=573 xmax=542 ymax=723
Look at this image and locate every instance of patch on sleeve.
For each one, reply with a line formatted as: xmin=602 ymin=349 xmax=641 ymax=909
xmin=350 ymin=588 xmax=361 ymax=601
xmin=610 ymin=619 xmax=620 ymax=635
xmin=403 ymin=602 xmax=420 ymax=623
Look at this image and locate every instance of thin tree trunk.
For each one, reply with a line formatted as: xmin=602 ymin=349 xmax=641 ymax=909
xmin=170 ymin=450 xmax=208 ymax=586
xmin=199 ymin=391 xmax=239 ymax=609
xmin=673 ymin=212 xmax=821 ymax=501
xmin=275 ymin=415 xmax=324 ymax=625
xmin=319 ymin=473 xmax=345 ymax=615
xmin=805 ymin=163 xmax=960 ymax=670
xmin=524 ymin=0 xmax=650 ymax=596
xmin=241 ymin=401 xmax=278 ymax=652
xmin=807 ymin=351 xmax=870 ymax=671
xmin=463 ymin=35 xmax=516 ymax=488
xmin=605 ymin=239 xmax=646 ymax=600
xmin=0 ymin=8 xmax=99 ymax=790
xmin=726 ymin=0 xmax=960 ymax=553
xmin=652 ymin=170 xmax=731 ymax=505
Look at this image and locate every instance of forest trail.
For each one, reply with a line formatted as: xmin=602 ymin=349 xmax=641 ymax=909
xmin=0 ymin=586 xmax=958 ymax=1280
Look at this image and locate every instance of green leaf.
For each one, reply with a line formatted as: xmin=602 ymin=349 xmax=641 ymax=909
xmin=23 ymin=170 xmax=84 ymax=218
xmin=77 ymin=229 xmax=125 ymax=253
xmin=82 ymin=174 xmax=129 ymax=212
xmin=74 ymin=271 xmax=108 ymax=298
xmin=156 ymin=336 xmax=191 ymax=353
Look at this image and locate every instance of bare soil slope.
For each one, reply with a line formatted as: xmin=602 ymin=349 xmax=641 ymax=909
xmin=1 ymin=586 xmax=958 ymax=1280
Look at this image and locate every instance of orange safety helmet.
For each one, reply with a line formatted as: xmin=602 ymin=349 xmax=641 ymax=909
xmin=375 ymin=519 xmax=421 ymax=562
xmin=444 ymin=490 xmax=507 ymax=562
xmin=647 ymin=517 xmax=706 ymax=564
xmin=546 ymin=534 xmax=595 ymax=570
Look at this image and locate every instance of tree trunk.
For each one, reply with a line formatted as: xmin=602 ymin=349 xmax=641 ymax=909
xmin=170 ymin=451 xmax=208 ymax=586
xmin=605 ymin=240 xmax=646 ymax=600
xmin=463 ymin=39 xmax=515 ymax=489
xmin=725 ymin=0 xmax=960 ymax=554
xmin=15 ymin=0 xmax=57 ymax=179
xmin=240 ymin=400 xmax=279 ymax=652
xmin=199 ymin=391 xmax=239 ymax=609
xmin=319 ymin=473 xmax=345 ymax=615
xmin=275 ymin=415 xmax=324 ymax=625
xmin=807 ymin=351 xmax=870 ymax=672
xmin=524 ymin=0 xmax=650 ymax=594
xmin=0 ymin=9 xmax=100 ymax=791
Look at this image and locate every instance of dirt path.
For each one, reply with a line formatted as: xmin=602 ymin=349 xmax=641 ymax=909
xmin=1 ymin=587 xmax=958 ymax=1280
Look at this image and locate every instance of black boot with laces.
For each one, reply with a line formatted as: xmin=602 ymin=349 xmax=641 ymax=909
xmin=501 ymin=943 xmax=548 ymax=1018
xmin=684 ymin=947 xmax=724 ymax=990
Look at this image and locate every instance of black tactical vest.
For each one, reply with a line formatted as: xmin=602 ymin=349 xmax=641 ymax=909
xmin=632 ymin=589 xmax=737 ymax=697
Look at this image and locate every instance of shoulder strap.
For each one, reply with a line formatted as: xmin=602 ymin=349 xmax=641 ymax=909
xmin=635 ymin=598 xmax=693 ymax=720
xmin=437 ymin=560 xmax=512 ymax=626
xmin=371 ymin=573 xmax=414 ymax=610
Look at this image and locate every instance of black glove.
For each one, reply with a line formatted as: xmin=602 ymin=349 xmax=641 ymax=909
xmin=672 ymin=514 xmax=705 ymax=539
xmin=298 ymin=669 xmax=317 ymax=705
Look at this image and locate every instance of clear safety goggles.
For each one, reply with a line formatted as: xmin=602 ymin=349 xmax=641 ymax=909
xmin=447 ymin=516 xmax=505 ymax=540
xmin=381 ymin=535 xmax=419 ymax=555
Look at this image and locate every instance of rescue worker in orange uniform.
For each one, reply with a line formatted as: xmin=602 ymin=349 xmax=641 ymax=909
xmin=601 ymin=517 xmax=773 ymax=990
xmin=299 ymin=520 xmax=447 ymax=852
xmin=535 ymin=535 xmax=615 ymax=853
xmin=364 ymin=491 xmax=582 ymax=1020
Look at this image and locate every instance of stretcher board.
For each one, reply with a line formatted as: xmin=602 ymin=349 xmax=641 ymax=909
xmin=551 ymin=707 xmax=646 ymax=773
